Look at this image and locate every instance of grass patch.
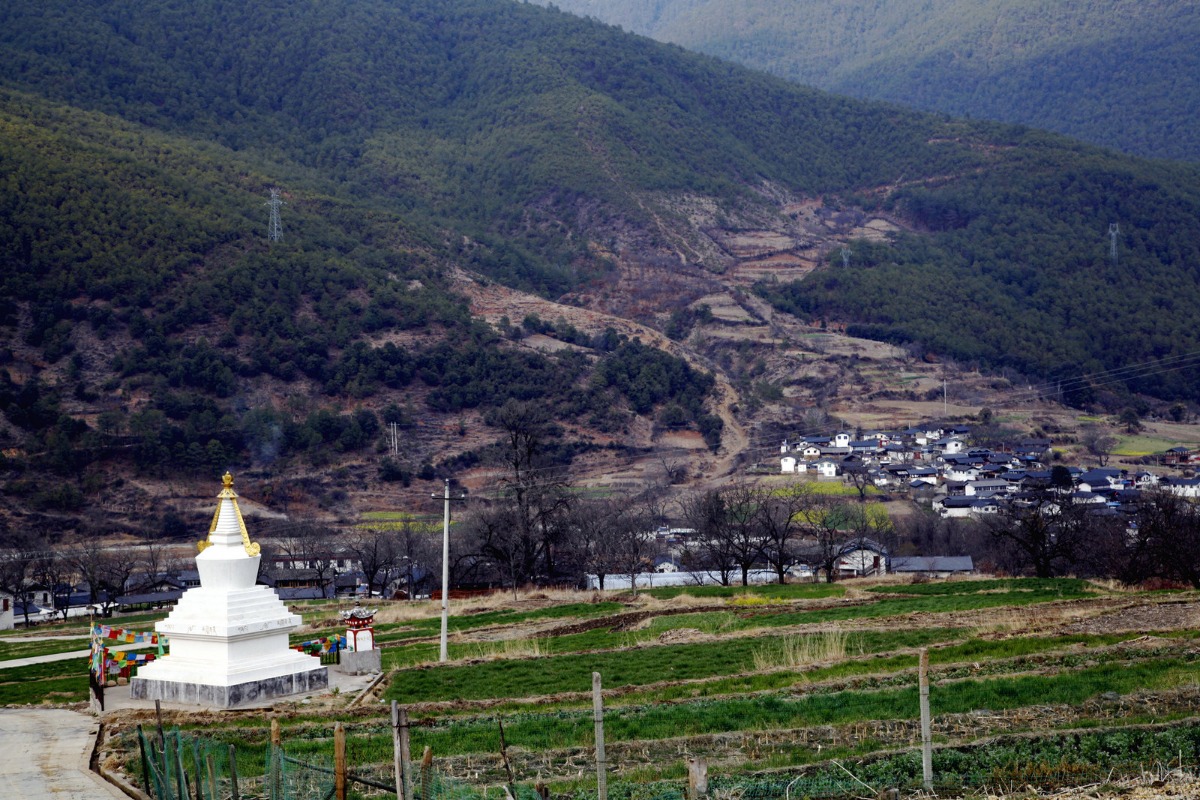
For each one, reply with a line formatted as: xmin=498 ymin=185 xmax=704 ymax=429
xmin=384 ymin=628 xmax=964 ymax=704
xmin=0 ymin=674 xmax=87 ymax=704
xmin=0 ymin=637 xmax=90 ymax=660
xmin=0 ymin=656 xmax=89 ymax=682
xmin=864 ymin=578 xmax=1095 ymax=596
xmin=640 ymin=583 xmax=844 ymax=600
xmin=395 ymin=657 xmax=1197 ymax=757
xmin=1114 ymin=435 xmax=1192 ymax=457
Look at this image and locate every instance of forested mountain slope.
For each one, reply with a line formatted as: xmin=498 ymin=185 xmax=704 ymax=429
xmin=2 ymin=0 xmax=1200 ymax=533
xmin=537 ymin=0 xmax=1200 ymax=162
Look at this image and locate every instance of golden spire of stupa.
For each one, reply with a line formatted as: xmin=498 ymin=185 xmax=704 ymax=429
xmin=198 ymin=472 xmax=262 ymax=556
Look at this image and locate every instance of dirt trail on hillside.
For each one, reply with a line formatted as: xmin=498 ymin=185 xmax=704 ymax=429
xmin=450 ymin=269 xmax=748 ymax=482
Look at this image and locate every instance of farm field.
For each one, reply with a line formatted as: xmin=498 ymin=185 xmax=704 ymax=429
xmin=72 ymin=577 xmax=1200 ymax=798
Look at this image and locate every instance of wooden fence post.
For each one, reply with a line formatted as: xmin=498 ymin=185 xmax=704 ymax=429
xmin=687 ymin=758 xmax=707 ymax=800
xmin=229 ymin=743 xmax=241 ymax=800
xmin=396 ymin=700 xmax=415 ymax=800
xmin=593 ymin=672 xmax=607 ymax=800
xmin=136 ymin=725 xmax=152 ymax=794
xmin=206 ymin=752 xmax=218 ymax=800
xmin=498 ymin=719 xmax=518 ymax=800
xmin=270 ymin=718 xmax=282 ymax=800
xmin=392 ymin=701 xmax=405 ymax=800
xmin=919 ymin=647 xmax=933 ymax=791
xmin=335 ymin=722 xmax=348 ymax=800
xmin=155 ymin=699 xmax=166 ymax=751
xmin=400 ymin=708 xmax=413 ymax=800
xmin=421 ymin=746 xmax=433 ymax=800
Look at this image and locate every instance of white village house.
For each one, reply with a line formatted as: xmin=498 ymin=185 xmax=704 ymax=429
xmin=0 ymin=590 xmax=12 ymax=631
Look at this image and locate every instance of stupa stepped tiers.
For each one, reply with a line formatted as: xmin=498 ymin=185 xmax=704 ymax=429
xmin=131 ymin=473 xmax=328 ymax=707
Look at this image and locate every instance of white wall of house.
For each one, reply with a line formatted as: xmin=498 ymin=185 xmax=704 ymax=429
xmin=1164 ymin=482 xmax=1200 ymax=498
xmin=0 ymin=592 xmax=13 ymax=631
xmin=585 ymin=569 xmax=779 ymax=590
xmin=837 ymin=548 xmax=886 ymax=577
xmin=781 ymin=456 xmax=797 ymax=473
xmin=813 ymin=461 xmax=839 ymax=478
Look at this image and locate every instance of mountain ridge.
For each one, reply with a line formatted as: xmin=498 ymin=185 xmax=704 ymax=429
xmin=534 ymin=0 xmax=1200 ymax=162
xmin=2 ymin=0 xmax=1200 ymax=535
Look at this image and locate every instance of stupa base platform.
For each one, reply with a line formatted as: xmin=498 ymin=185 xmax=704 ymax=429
xmin=131 ymin=666 xmax=328 ymax=708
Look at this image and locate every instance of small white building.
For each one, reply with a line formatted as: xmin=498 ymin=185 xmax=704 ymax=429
xmin=812 ymin=460 xmax=840 ymax=479
xmin=837 ymin=541 xmax=888 ymax=578
xmin=942 ymin=438 xmax=966 ymax=454
xmin=781 ymin=455 xmax=798 ymax=474
xmin=0 ymin=591 xmax=13 ymax=631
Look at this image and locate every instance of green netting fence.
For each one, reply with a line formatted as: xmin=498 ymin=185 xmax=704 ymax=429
xmin=137 ymin=726 xmax=338 ymax=800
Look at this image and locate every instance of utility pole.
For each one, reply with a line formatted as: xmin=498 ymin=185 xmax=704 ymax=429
xmin=432 ymin=480 xmax=466 ymax=662
xmin=840 ymin=246 xmax=851 ymax=268
xmin=1108 ymin=223 xmax=1120 ymax=266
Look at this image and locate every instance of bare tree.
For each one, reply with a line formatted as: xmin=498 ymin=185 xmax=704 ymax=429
xmin=983 ymin=490 xmax=1087 ymax=578
xmin=274 ymin=521 xmax=341 ymax=598
xmin=132 ymin=537 xmax=180 ymax=594
xmin=719 ymin=483 xmax=768 ymax=586
xmin=30 ymin=550 xmax=71 ymax=621
xmin=1136 ymin=489 xmax=1200 ymax=588
xmin=69 ymin=540 xmax=135 ymax=617
xmin=804 ymin=500 xmax=888 ymax=583
xmin=0 ymin=539 xmax=34 ymax=626
xmin=1079 ymin=424 xmax=1118 ymax=467
xmin=757 ymin=482 xmax=818 ymax=583
xmin=345 ymin=525 xmax=401 ymax=598
xmin=842 ymin=463 xmax=873 ymax=503
xmin=491 ymin=400 xmax=573 ymax=583
xmin=680 ymin=490 xmax=736 ymax=585
xmin=611 ymin=504 xmax=657 ymax=596
xmin=462 ymin=503 xmax=528 ymax=598
xmin=562 ymin=499 xmax=627 ymax=590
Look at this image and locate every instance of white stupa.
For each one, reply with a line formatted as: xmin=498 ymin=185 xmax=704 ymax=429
xmin=131 ymin=473 xmax=327 ymax=707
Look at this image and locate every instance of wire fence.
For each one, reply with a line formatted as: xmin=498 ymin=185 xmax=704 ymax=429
xmin=132 ymin=720 xmax=1200 ymax=800
xmin=128 ymin=654 xmax=1200 ymax=800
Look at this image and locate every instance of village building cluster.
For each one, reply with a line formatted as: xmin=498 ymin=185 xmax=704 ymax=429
xmin=779 ymin=424 xmax=1200 ymax=520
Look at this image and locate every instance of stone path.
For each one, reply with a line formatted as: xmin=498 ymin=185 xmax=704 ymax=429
xmin=0 ymin=708 xmax=127 ymax=798
xmin=0 ymin=649 xmax=90 ymax=670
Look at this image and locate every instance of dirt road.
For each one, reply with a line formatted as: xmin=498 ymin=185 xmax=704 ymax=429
xmin=0 ymin=708 xmax=127 ymax=798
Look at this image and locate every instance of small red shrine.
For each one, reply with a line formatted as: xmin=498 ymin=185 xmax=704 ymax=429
xmin=339 ymin=605 xmax=377 ymax=652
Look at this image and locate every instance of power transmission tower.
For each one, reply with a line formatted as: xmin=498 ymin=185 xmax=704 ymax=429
xmin=266 ymin=188 xmax=284 ymax=242
xmin=840 ymin=246 xmax=851 ymax=268
xmin=1108 ymin=223 xmax=1120 ymax=266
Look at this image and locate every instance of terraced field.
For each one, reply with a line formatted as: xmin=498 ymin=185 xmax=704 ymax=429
xmin=89 ymin=577 xmax=1200 ymax=798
